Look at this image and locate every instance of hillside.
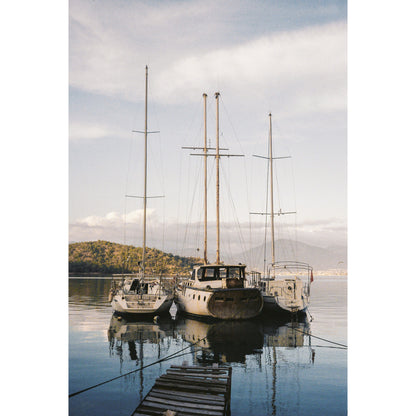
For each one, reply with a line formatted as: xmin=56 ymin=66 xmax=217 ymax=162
xmin=235 ymin=239 xmax=347 ymax=272
xmin=69 ymin=240 xmax=203 ymax=275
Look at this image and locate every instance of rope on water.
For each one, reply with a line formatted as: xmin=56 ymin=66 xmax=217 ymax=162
xmin=292 ymin=327 xmax=347 ymax=349
xmin=69 ymin=336 xmax=208 ymax=399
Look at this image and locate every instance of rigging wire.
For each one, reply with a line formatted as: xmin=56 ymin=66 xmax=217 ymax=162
xmin=123 ymin=129 xmax=136 ymax=246
xmin=148 ymin=95 xmax=166 ymax=253
xmin=220 ymin=162 xmax=249 ymax=265
xmin=175 ymin=95 xmax=204 ymax=256
xmin=180 ymin=158 xmax=203 ymax=256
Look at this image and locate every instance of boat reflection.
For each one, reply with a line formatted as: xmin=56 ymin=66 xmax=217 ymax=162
xmin=108 ymin=313 xmax=174 ymax=343
xmin=174 ymin=314 xmax=264 ymax=364
xmin=174 ymin=313 xmax=314 ymax=365
xmin=107 ymin=313 xmax=175 ymax=363
xmin=107 ymin=312 xmax=315 ymax=367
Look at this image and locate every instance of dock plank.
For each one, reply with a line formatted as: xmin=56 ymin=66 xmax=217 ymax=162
xmin=132 ymin=364 xmax=231 ymax=416
xmin=166 ymin=370 xmax=229 ymax=379
xmin=159 ymin=373 xmax=228 ymax=386
xmin=141 ymin=400 xmax=223 ymax=416
xmin=150 ymin=388 xmax=225 ymax=403
xmin=149 ymin=391 xmax=224 ymax=406
xmin=144 ymin=396 xmax=224 ymax=412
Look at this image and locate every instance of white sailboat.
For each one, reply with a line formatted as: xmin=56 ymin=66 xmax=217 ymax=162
xmin=252 ymin=113 xmax=313 ymax=315
xmin=108 ymin=66 xmax=174 ymax=317
xmin=175 ymin=93 xmax=263 ymax=320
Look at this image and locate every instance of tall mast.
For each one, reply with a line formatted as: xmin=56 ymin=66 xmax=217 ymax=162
xmin=203 ymin=93 xmax=208 ymax=264
xmin=183 ymin=93 xmax=242 ymax=265
xmin=215 ymin=92 xmax=220 ymax=264
xmin=142 ymin=65 xmax=148 ymax=275
xmin=251 ymin=114 xmax=294 ymax=272
xmin=269 ymin=113 xmax=275 ymax=264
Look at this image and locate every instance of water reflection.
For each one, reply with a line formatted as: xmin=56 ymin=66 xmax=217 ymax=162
xmin=70 ymin=277 xmax=346 ymax=416
xmin=174 ymin=315 xmax=262 ymax=364
xmin=107 ymin=312 xmax=314 ymax=366
xmin=108 ymin=314 xmax=175 ymax=361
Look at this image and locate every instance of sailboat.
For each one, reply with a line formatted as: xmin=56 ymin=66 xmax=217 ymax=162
xmin=252 ymin=113 xmax=313 ymax=315
xmin=108 ymin=66 xmax=174 ymax=317
xmin=174 ymin=93 xmax=263 ymax=320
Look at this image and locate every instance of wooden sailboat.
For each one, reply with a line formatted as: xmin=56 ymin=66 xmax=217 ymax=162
xmin=108 ymin=66 xmax=174 ymax=317
xmin=252 ymin=113 xmax=313 ymax=315
xmin=174 ymin=93 xmax=263 ymax=320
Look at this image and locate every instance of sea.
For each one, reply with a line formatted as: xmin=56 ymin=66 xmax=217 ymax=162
xmin=69 ymin=276 xmax=347 ymax=416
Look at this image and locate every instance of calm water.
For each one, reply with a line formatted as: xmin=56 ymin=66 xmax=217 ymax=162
xmin=69 ymin=277 xmax=347 ymax=415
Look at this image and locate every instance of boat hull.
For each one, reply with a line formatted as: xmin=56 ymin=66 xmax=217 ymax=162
xmin=259 ymin=275 xmax=310 ymax=316
xmin=175 ymin=287 xmax=263 ymax=320
xmin=262 ymin=294 xmax=308 ymax=315
xmin=111 ymin=294 xmax=173 ymax=317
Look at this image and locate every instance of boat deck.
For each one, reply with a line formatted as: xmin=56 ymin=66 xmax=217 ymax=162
xmin=131 ymin=363 xmax=232 ymax=416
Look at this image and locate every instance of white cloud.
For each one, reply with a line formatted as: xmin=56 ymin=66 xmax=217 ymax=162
xmin=69 ymin=121 xmax=118 ymax=141
xmin=156 ymin=21 xmax=346 ymax=112
xmin=69 ymin=209 xmax=346 ymax=254
xmin=69 ymin=0 xmax=346 ymax=118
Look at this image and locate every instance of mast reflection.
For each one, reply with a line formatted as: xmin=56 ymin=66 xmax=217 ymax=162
xmin=174 ymin=313 xmax=314 ymax=365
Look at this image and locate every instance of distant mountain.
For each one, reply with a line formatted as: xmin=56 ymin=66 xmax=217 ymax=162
xmin=228 ymin=239 xmax=347 ymax=272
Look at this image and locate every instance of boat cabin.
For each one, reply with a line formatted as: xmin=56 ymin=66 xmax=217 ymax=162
xmin=122 ymin=278 xmax=159 ymax=295
xmin=190 ymin=264 xmax=246 ymax=288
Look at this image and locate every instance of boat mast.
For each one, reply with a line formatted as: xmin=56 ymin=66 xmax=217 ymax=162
xmin=142 ymin=66 xmax=149 ymax=276
xmin=184 ymin=92 xmax=242 ymax=265
xmin=269 ymin=113 xmax=276 ymax=264
xmin=203 ymin=93 xmax=208 ymax=265
xmin=251 ymin=114 xmax=294 ymax=273
xmin=215 ymin=92 xmax=220 ymax=264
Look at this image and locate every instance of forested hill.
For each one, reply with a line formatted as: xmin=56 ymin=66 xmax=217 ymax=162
xmin=69 ymin=240 xmax=202 ymax=275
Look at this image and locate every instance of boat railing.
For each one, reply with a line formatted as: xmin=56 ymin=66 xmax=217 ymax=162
xmin=267 ymin=261 xmax=313 ymax=283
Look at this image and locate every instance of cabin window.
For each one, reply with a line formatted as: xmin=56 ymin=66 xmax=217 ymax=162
xmin=198 ymin=295 xmax=200 ymax=301
xmin=193 ymin=294 xmax=195 ymax=299
xmin=130 ymin=280 xmax=140 ymax=292
xmin=228 ymin=267 xmax=241 ymax=278
xmin=219 ymin=268 xmax=227 ymax=278
xmin=201 ymin=268 xmax=216 ymax=281
xmin=203 ymin=296 xmax=206 ymax=301
xmin=191 ymin=270 xmax=196 ymax=280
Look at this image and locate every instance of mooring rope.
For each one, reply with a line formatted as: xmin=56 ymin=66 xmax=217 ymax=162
xmin=292 ymin=326 xmax=348 ymax=349
xmin=69 ymin=336 xmax=208 ymax=399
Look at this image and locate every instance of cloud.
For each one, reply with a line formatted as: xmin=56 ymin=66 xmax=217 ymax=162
xmin=69 ymin=121 xmax=119 ymax=141
xmin=69 ymin=0 xmax=346 ymax=117
xmin=156 ymin=21 xmax=346 ymax=112
xmin=69 ymin=209 xmax=346 ymax=255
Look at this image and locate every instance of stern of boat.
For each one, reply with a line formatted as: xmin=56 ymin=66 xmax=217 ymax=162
xmin=207 ymin=288 xmax=263 ymax=319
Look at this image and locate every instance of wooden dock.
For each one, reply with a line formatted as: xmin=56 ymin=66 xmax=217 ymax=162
xmin=131 ymin=363 xmax=232 ymax=416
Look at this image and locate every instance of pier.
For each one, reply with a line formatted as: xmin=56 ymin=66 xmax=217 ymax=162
xmin=132 ymin=363 xmax=232 ymax=416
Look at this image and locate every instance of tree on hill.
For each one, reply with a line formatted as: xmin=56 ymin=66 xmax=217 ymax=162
xmin=69 ymin=240 xmax=202 ymax=275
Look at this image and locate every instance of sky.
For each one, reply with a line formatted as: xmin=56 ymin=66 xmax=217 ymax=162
xmin=69 ymin=0 xmax=348 ymax=265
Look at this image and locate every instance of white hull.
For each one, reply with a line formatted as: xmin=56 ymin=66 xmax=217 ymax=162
xmin=260 ymin=276 xmax=309 ymax=314
xmin=111 ymin=293 xmax=173 ymax=316
xmin=175 ymin=286 xmax=263 ymax=320
xmin=262 ymin=293 xmax=308 ymax=314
